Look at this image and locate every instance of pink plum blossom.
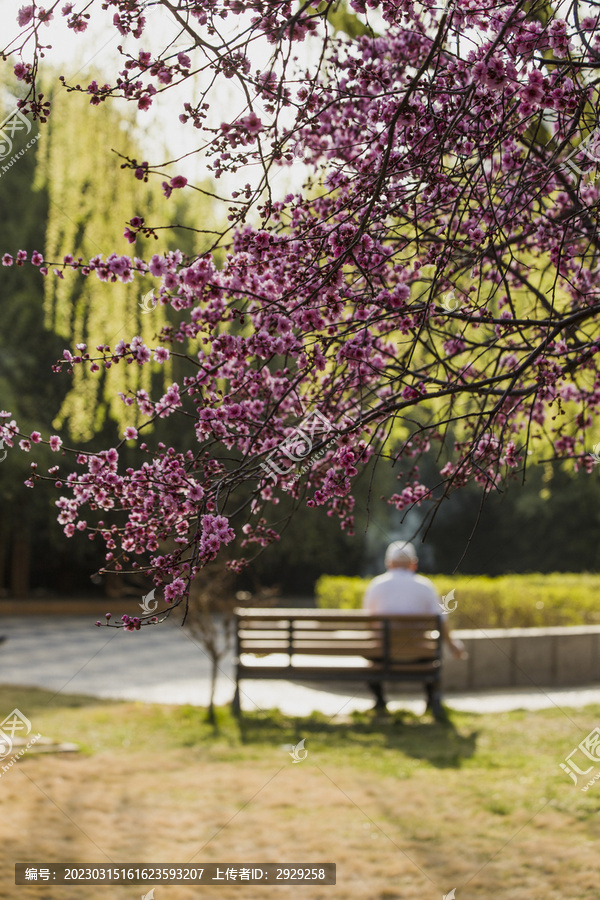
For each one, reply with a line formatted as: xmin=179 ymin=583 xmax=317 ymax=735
xmin=17 ymin=5 xmax=34 ymax=27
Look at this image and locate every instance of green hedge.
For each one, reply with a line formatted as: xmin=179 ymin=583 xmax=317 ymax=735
xmin=314 ymin=573 xmax=600 ymax=629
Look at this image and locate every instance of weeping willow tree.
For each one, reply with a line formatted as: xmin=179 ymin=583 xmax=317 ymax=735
xmin=0 ymin=67 xmax=220 ymax=594
xmin=34 ymin=81 xmax=179 ymax=441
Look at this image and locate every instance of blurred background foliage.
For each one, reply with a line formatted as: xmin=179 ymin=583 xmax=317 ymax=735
xmin=315 ymin=572 xmax=600 ymax=628
xmin=2 ymin=29 xmax=600 ymax=601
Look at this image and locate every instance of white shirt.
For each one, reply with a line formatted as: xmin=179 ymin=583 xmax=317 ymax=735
xmin=363 ymin=568 xmax=444 ymax=617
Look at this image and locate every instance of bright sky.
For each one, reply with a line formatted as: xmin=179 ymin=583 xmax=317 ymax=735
xmin=2 ymin=0 xmax=594 ymax=169
xmin=0 ymin=0 xmax=308 ymax=199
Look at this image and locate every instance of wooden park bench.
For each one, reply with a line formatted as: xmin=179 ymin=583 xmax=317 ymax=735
xmin=232 ymin=608 xmax=444 ymax=718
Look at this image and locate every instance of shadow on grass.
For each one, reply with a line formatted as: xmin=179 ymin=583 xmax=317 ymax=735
xmin=237 ymin=706 xmax=478 ymax=769
xmin=0 ymin=686 xmax=478 ymax=770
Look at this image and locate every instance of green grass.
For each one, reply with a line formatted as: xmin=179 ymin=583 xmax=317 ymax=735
xmin=0 ymin=684 xmax=592 ymax=801
xmin=315 ymin=572 xmax=600 ymax=628
xmin=4 ymin=685 xmax=600 ymax=899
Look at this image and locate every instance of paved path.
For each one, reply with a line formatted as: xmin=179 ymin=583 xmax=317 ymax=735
xmin=1 ymin=616 xmax=600 ymax=717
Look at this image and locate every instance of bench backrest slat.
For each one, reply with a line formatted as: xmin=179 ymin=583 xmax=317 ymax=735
xmin=234 ymin=608 xmax=441 ymax=664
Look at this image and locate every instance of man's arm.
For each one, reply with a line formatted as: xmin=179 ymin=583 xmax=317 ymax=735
xmin=440 ymin=618 xmax=467 ymax=659
xmin=420 ymin=578 xmax=467 ymax=660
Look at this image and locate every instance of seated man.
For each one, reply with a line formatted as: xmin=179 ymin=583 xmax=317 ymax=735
xmin=363 ymin=540 xmax=466 ymax=712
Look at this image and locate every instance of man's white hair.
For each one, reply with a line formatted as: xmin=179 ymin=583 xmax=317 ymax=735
xmin=385 ymin=541 xmax=418 ymax=567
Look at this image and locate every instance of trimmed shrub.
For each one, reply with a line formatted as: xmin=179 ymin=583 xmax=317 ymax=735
xmin=314 ymin=573 xmax=600 ymax=628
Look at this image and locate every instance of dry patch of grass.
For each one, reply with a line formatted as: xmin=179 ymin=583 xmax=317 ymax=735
xmin=0 ymin=686 xmax=599 ymax=899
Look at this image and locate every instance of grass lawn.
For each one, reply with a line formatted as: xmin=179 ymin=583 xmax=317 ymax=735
xmin=1 ymin=685 xmax=599 ymax=899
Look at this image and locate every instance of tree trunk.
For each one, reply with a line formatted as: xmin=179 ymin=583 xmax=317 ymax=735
xmin=10 ymin=522 xmax=29 ymax=599
xmin=207 ymin=652 xmax=218 ymax=725
xmin=0 ymin=515 xmax=9 ymax=595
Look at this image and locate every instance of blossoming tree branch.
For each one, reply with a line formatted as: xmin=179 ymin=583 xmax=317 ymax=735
xmin=1 ymin=0 xmax=599 ymax=626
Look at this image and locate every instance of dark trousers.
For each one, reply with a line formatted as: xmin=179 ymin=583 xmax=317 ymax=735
xmin=369 ymin=681 xmax=387 ymax=708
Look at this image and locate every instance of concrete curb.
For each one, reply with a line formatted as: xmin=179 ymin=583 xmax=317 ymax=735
xmin=444 ymin=625 xmax=600 ymax=690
